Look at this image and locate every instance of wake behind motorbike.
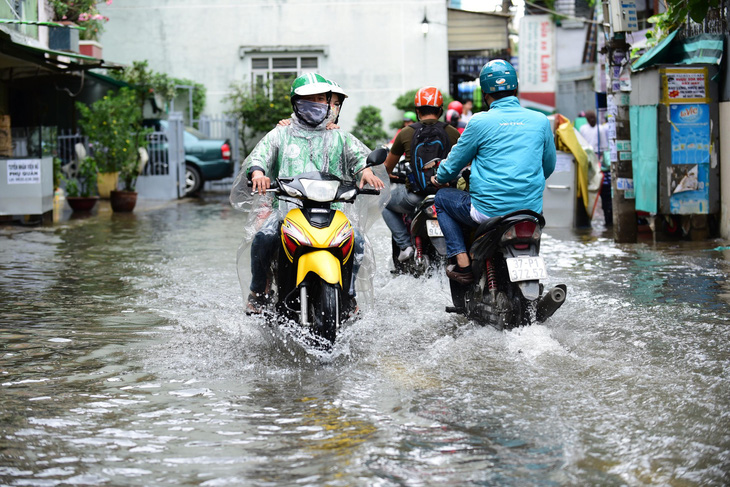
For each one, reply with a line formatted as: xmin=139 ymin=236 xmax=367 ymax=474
xmin=447 ymin=209 xmax=567 ymax=330
xmin=249 ymin=153 xmax=384 ymax=349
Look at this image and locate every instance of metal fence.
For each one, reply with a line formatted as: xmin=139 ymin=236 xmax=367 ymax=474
xmin=679 ymin=0 xmax=728 ymax=38
xmin=57 ymin=114 xmax=186 ymax=200
xmin=56 ymin=113 xmax=240 ymax=196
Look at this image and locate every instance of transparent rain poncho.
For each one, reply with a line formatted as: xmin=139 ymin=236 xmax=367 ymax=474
xmin=230 ymin=114 xmax=390 ymax=310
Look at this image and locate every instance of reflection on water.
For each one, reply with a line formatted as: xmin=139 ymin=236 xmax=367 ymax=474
xmin=1 ymin=196 xmax=729 ymax=486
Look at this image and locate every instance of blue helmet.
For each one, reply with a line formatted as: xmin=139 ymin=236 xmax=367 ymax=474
xmin=479 ymin=59 xmax=518 ymax=94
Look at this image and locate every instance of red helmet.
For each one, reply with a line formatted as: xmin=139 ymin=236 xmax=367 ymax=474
xmin=414 ymin=86 xmax=443 ymax=107
xmin=447 ymin=100 xmax=463 ymax=115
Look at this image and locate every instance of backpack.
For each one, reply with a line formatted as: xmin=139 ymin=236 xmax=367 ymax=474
xmin=408 ymin=121 xmax=452 ymax=194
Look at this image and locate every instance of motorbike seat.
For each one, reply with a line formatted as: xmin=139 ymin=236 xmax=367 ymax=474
xmin=473 ymin=209 xmax=545 ymax=239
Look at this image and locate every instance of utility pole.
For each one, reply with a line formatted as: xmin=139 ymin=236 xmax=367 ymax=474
xmin=603 ymin=1 xmax=638 ymax=243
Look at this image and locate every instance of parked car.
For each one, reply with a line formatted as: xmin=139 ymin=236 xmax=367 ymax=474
xmin=144 ymin=119 xmax=233 ymax=196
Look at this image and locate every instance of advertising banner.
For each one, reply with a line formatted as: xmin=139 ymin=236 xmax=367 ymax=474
xmin=668 ymin=103 xmax=710 ymax=213
xmin=518 ymin=15 xmax=556 ymax=113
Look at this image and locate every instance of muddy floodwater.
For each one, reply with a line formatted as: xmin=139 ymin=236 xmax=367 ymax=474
xmin=1 ymin=195 xmax=729 ymax=486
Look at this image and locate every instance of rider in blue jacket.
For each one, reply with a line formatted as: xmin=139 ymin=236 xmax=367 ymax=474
xmin=431 ymin=59 xmax=556 ymax=284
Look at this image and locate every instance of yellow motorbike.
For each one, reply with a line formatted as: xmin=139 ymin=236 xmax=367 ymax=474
xmin=255 ymin=151 xmax=385 ymax=348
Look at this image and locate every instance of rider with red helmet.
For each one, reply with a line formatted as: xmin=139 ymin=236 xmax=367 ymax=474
xmin=382 ymin=86 xmax=461 ymax=263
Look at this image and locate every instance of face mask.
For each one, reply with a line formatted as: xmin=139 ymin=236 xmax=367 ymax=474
xmin=294 ymin=98 xmax=330 ymax=127
xmin=330 ymin=104 xmax=341 ymax=122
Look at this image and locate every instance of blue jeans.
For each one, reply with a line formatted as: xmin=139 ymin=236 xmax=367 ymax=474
xmin=382 ymin=184 xmax=423 ymax=250
xmin=434 ymin=188 xmax=479 ymax=258
xmin=250 ymin=219 xmax=364 ymax=296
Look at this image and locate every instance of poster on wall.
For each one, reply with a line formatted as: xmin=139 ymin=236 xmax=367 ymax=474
xmin=518 ymin=15 xmax=556 ymax=113
xmin=662 ymin=67 xmax=709 ymax=104
xmin=668 ymin=103 xmax=710 ymax=214
xmin=670 ymin=103 xmax=710 ymax=165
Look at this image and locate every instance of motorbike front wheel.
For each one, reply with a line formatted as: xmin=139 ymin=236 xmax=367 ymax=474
xmin=309 ymin=280 xmax=340 ymax=346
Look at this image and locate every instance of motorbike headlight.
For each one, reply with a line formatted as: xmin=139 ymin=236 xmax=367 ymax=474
xmin=301 ymin=179 xmax=340 ymax=202
xmin=339 ymin=189 xmax=357 ymax=200
xmin=281 ymin=183 xmax=303 ymax=198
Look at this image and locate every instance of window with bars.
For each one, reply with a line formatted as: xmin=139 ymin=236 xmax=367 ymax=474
xmin=250 ymin=55 xmax=320 ymax=97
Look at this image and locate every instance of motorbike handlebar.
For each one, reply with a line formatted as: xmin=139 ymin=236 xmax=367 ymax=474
xmin=358 ymin=188 xmax=381 ymax=195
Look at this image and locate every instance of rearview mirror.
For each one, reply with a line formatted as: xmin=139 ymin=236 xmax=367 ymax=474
xmin=365 ymin=146 xmax=388 ymax=167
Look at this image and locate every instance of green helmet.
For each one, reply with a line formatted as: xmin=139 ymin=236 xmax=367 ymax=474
xmin=326 ymin=78 xmax=348 ymax=99
xmin=290 ymin=73 xmax=332 ymax=99
xmin=403 ymin=111 xmax=417 ymax=122
xmin=479 ymin=59 xmax=518 ymax=94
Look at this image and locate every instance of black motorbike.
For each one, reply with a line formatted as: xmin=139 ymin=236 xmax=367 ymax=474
xmin=391 ymin=194 xmax=447 ymax=277
xmin=446 ymin=209 xmax=567 ymax=330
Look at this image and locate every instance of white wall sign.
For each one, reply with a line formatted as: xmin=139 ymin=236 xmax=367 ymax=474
xmin=518 ymin=15 xmax=556 ymax=112
xmin=7 ymin=159 xmax=41 ymax=184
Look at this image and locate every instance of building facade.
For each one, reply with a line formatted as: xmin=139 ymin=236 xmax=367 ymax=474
xmin=97 ymin=0 xmax=453 ymax=132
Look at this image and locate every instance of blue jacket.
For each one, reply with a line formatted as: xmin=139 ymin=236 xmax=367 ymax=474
xmin=435 ymin=96 xmax=556 ymax=217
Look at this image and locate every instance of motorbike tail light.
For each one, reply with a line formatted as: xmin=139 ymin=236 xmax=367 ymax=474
xmin=515 ymin=221 xmax=538 ymax=239
xmin=221 ymin=143 xmax=231 ymax=160
xmin=501 ymin=220 xmax=541 ymax=246
xmin=425 ymin=204 xmax=437 ymax=218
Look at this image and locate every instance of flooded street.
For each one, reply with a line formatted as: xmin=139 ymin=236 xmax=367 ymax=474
xmin=1 ymin=195 xmax=729 ymax=486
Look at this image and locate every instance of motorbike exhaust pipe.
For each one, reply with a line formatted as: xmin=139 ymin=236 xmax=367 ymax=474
xmin=536 ymin=284 xmax=567 ymax=322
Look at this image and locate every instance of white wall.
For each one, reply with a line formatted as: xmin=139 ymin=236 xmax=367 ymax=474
xmin=555 ymin=25 xmax=588 ymax=72
xmin=720 ymin=102 xmax=730 ymax=239
xmin=97 ymin=0 xmax=450 ymax=133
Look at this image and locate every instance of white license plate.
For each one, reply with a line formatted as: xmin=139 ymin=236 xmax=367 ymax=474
xmin=506 ymin=256 xmax=548 ymax=282
xmin=426 ymin=219 xmax=443 ymax=237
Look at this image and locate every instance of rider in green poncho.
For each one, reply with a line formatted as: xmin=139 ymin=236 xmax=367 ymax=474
xmin=230 ymin=73 xmax=386 ymax=313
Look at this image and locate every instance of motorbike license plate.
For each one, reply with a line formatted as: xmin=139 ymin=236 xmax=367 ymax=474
xmin=426 ymin=220 xmax=443 ymax=237
xmin=506 ymin=256 xmax=548 ymax=282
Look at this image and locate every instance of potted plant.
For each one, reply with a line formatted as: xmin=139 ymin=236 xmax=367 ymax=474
xmin=62 ymin=157 xmax=99 ymax=212
xmin=49 ymin=0 xmax=111 ymax=44
xmin=76 ymin=87 xmax=151 ymax=212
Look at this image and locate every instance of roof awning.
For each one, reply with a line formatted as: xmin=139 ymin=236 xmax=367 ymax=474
xmin=632 ymin=31 xmax=724 ymax=72
xmin=0 ymin=31 xmax=119 ymax=79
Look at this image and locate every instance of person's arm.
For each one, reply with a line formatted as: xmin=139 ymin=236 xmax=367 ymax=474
xmin=435 ymin=124 xmax=477 ymax=184
xmin=359 ymin=167 xmax=385 ymax=190
xmin=542 ymin=120 xmax=557 ymax=179
xmin=384 ymin=151 xmax=400 ymax=176
xmin=246 ymin=129 xmax=280 ymax=194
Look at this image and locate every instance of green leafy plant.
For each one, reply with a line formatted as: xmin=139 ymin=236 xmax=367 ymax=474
xmin=351 ymin=105 xmax=388 ymax=150
xmin=225 ymin=78 xmax=294 ymax=156
xmin=111 ymin=62 xmax=207 ymax=122
xmin=76 ymin=87 xmax=152 ymax=191
xmin=62 ymin=157 xmax=98 ymax=197
xmin=643 ymin=0 xmax=720 ymax=46
xmin=172 ymin=77 xmax=207 ymax=122
xmin=112 ymin=60 xmax=176 ymax=106
xmin=53 ymin=156 xmax=63 ymax=190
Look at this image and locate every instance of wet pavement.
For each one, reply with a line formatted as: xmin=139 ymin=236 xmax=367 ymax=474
xmin=1 ymin=193 xmax=729 ymax=486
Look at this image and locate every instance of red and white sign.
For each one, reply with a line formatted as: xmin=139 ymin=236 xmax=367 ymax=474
xmin=518 ymin=15 xmax=556 ymax=112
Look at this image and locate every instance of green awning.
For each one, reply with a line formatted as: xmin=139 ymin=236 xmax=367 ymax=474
xmin=632 ymin=31 xmax=724 ymax=72
xmin=631 ymin=30 xmax=679 ymax=72
xmin=671 ymin=34 xmax=725 ymax=65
